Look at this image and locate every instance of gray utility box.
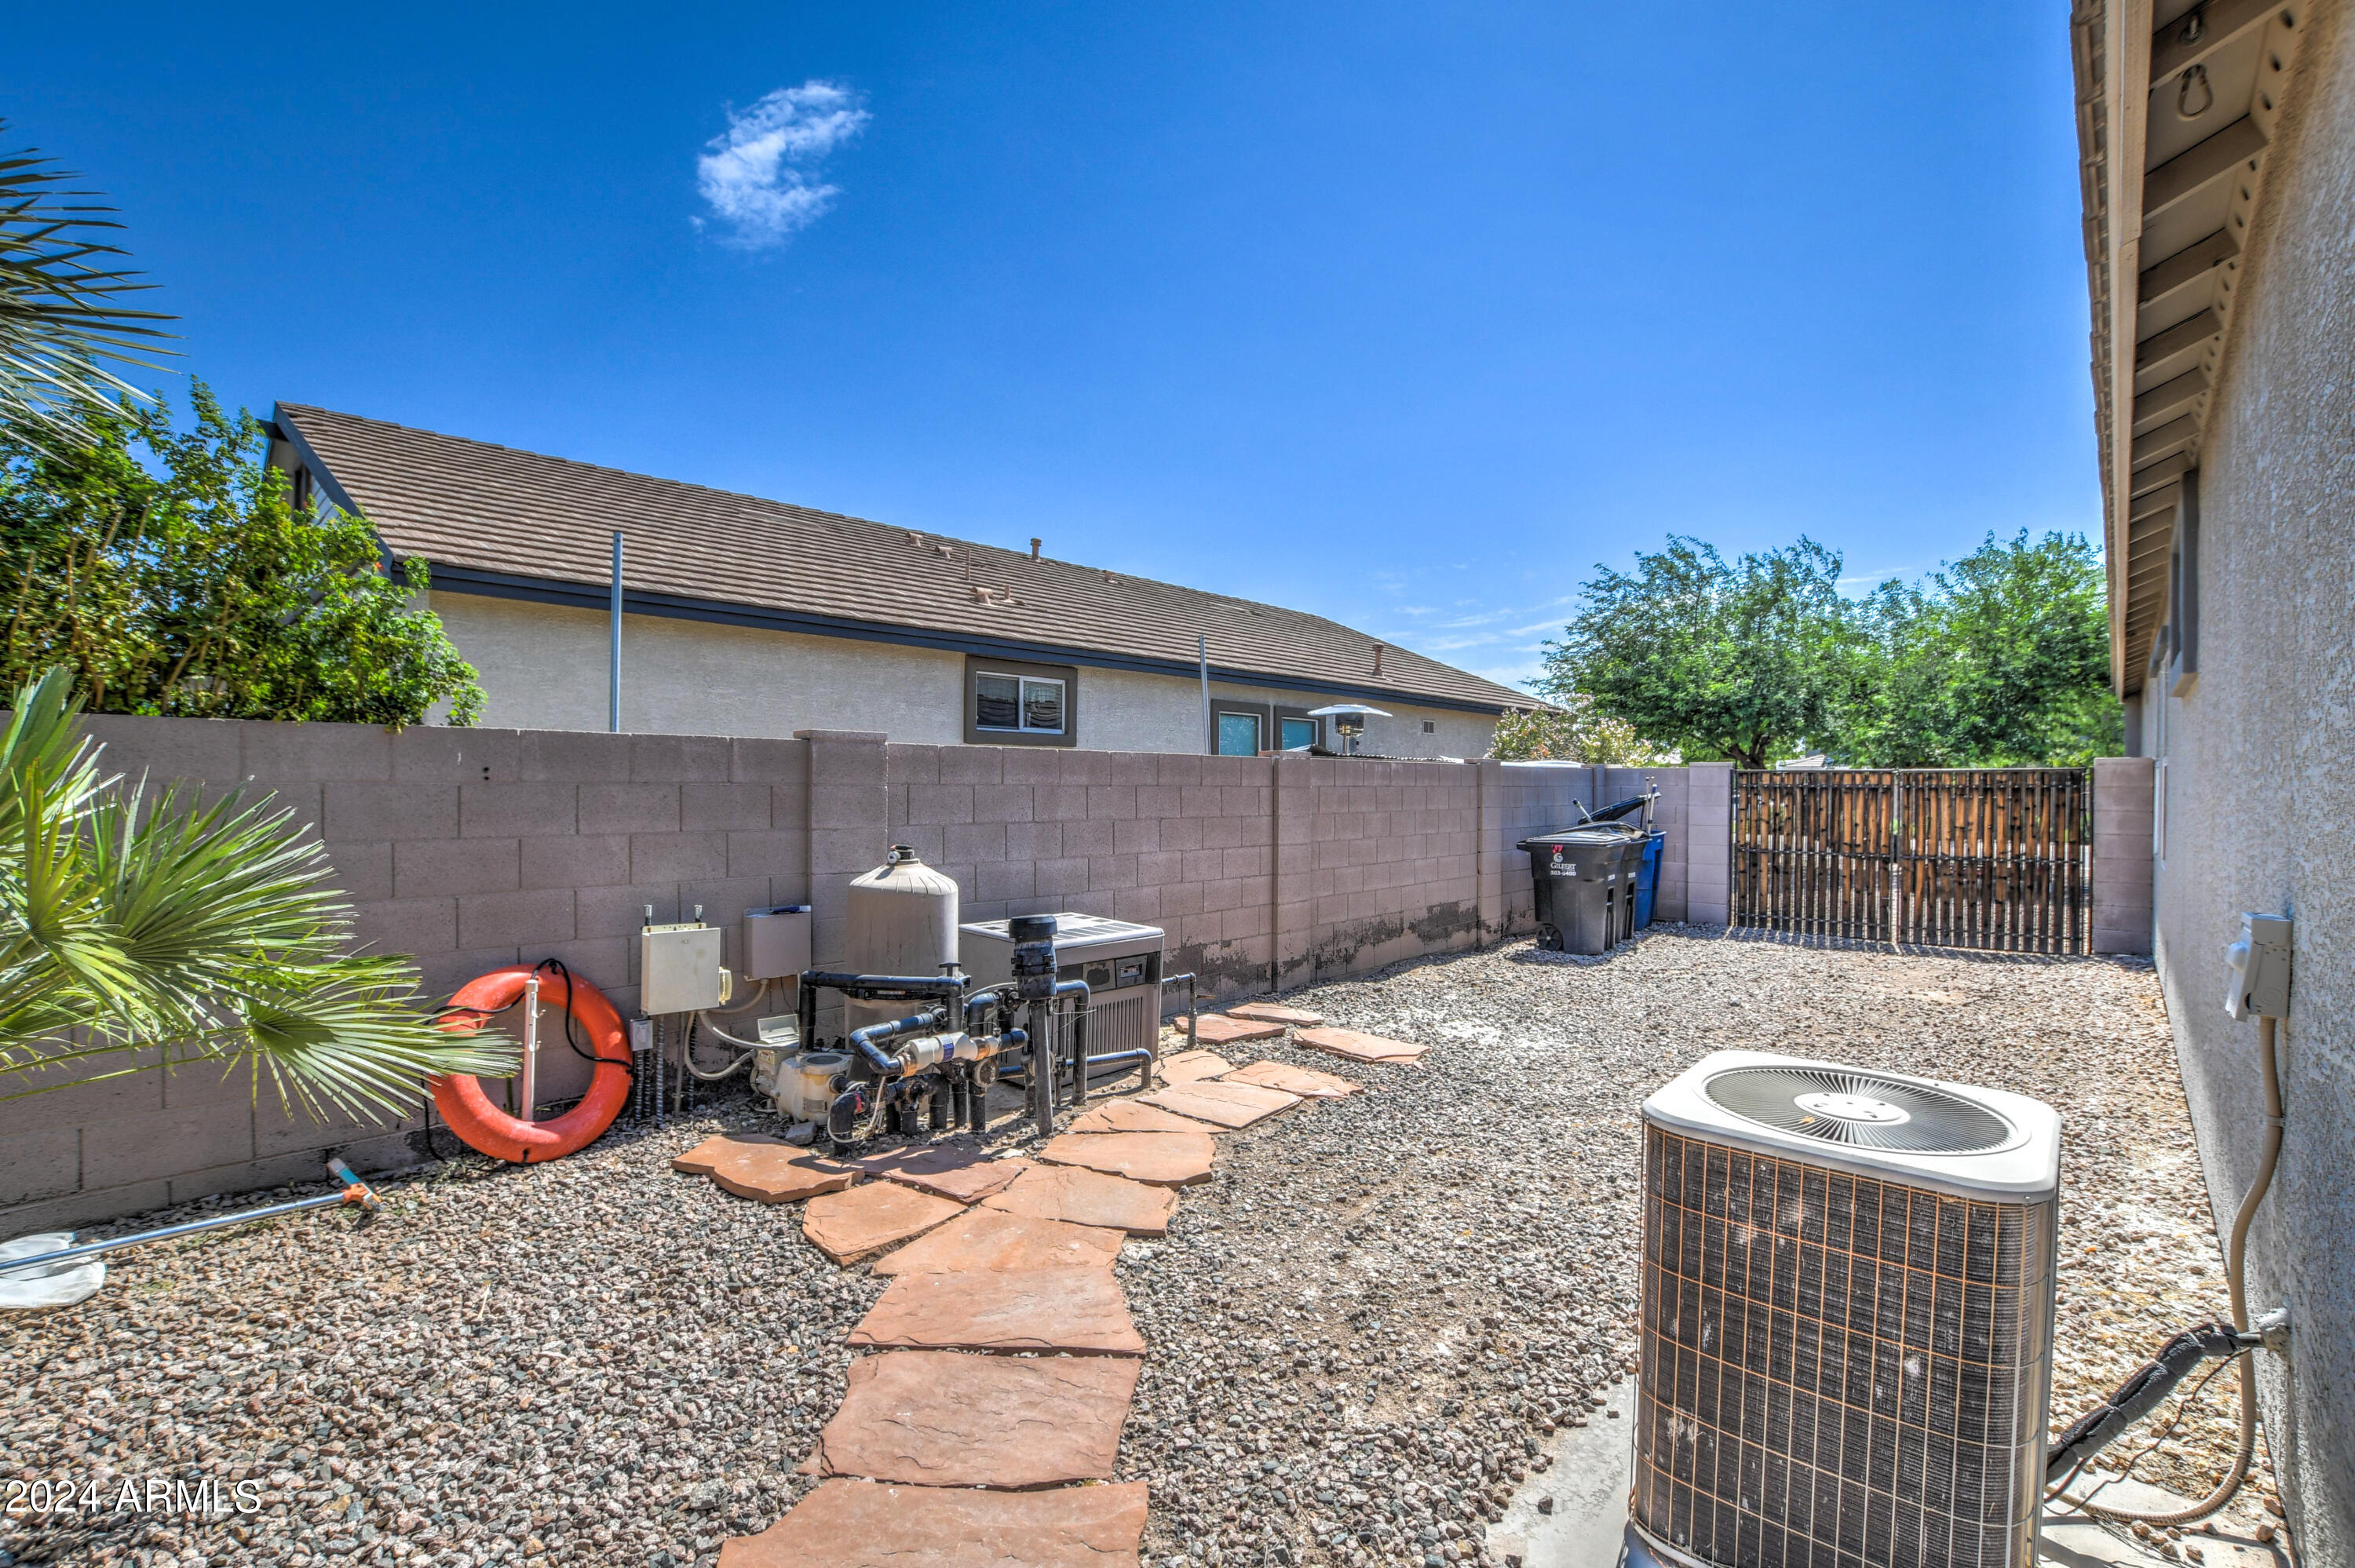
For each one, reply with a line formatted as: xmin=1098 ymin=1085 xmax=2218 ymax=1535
xmin=959 ymin=913 xmax=1165 ymax=1063
xmin=741 ymin=905 xmax=812 ymax=982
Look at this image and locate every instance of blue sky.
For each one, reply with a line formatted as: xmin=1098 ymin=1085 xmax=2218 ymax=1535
xmin=9 ymin=2 xmax=2097 ymax=690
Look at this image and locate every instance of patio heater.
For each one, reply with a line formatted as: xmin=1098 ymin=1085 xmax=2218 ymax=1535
xmin=1307 ymin=702 xmax=1389 ymax=756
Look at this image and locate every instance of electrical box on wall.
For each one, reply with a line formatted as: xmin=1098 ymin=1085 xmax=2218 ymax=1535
xmin=641 ymin=922 xmax=730 ymax=1016
xmin=742 ymin=905 xmax=812 ymax=982
xmin=2223 ymin=913 xmax=2293 ymax=1020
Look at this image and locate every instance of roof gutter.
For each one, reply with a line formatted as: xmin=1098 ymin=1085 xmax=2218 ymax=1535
xmin=418 ymin=560 xmax=1524 ymax=717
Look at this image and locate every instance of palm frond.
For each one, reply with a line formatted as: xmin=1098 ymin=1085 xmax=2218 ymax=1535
xmin=0 ymin=123 xmax=177 ymax=447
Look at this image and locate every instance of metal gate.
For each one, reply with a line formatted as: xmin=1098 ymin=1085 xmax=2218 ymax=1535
xmin=1732 ymin=768 xmax=2090 ymax=953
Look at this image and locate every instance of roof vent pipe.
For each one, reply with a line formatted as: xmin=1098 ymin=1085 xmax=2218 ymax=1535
xmin=1373 ymin=643 xmax=1384 ymax=677
xmin=1030 ymin=538 xmax=1042 ymax=560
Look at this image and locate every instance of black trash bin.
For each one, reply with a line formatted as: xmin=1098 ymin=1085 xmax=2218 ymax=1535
xmin=1517 ymin=824 xmax=1647 ymax=954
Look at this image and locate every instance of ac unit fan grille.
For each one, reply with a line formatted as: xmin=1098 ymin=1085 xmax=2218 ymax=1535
xmin=1703 ymin=1066 xmax=2018 ymax=1155
xmin=1634 ymin=1126 xmax=2053 ymax=1568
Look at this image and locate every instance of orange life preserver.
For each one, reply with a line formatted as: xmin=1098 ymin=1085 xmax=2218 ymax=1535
xmin=431 ymin=964 xmax=631 ymax=1163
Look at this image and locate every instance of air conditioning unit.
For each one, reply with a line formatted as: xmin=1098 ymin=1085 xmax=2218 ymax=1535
xmin=1634 ymin=1052 xmax=2061 ymax=1568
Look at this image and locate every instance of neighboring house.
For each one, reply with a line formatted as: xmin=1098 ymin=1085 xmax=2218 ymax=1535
xmin=2073 ymin=1 xmax=2353 ymax=1559
xmin=263 ymin=406 xmax=1531 ymax=757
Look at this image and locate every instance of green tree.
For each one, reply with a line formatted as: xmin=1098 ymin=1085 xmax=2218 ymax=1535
xmin=0 ymin=384 xmax=484 ymax=724
xmin=0 ymin=124 xmax=175 ymax=448
xmin=1539 ymin=537 xmax=1857 ymax=768
xmin=1841 ymin=531 xmax=2119 ymax=766
xmin=1 ymin=667 xmax=513 ymax=1114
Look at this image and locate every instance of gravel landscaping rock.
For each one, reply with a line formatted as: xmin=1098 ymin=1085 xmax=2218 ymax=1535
xmin=0 ymin=924 xmax=2281 ymax=1568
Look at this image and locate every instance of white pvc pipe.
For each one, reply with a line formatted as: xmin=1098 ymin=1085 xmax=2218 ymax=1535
xmin=520 ymin=972 xmax=541 ymax=1123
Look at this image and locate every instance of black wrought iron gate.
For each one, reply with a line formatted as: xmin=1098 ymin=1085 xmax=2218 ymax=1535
xmin=1732 ymin=768 xmax=2091 ymax=953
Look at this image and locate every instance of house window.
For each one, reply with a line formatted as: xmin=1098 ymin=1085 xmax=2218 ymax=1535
xmin=976 ymin=673 xmax=1065 ymax=735
xmin=1422 ymin=720 xmax=1436 ymax=735
xmin=1280 ymin=716 xmax=1319 ymax=751
xmin=1217 ymin=711 xmax=1264 ymax=756
xmin=962 ymin=655 xmax=1078 ymax=747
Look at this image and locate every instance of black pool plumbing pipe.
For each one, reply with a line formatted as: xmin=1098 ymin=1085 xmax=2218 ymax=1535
xmin=846 ymin=1008 xmax=951 ymax=1079
xmin=1160 ymin=971 xmax=1199 ymax=1055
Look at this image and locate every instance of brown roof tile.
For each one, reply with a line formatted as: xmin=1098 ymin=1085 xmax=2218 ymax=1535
xmin=275 ymin=403 xmax=1532 ymax=713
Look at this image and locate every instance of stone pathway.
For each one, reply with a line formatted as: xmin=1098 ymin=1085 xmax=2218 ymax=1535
xmin=678 ymin=1006 xmax=1400 ymax=1568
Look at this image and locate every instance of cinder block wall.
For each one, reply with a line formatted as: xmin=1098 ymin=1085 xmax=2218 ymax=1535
xmin=2 ymin=713 xmax=1712 ymax=1231
xmin=1682 ymin=762 xmax=1735 ymax=924
xmin=2091 ymin=757 xmax=2156 ymax=955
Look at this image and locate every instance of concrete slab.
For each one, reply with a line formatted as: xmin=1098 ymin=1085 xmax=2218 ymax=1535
xmin=1187 ymin=1014 xmax=1286 ymax=1045
xmin=1156 ymin=1050 xmax=1233 ymax=1084
xmin=2037 ymin=1474 xmax=2289 ymax=1566
xmin=1296 ymin=1026 xmax=1428 ymax=1063
xmin=800 ymin=1351 xmax=1141 ymax=1488
xmin=871 ymin=1207 xmax=1125 ymax=1274
xmin=1138 ymin=1078 xmax=1301 ymax=1129
xmin=801 ymin=1182 xmax=966 ymax=1264
xmin=1492 ymin=1378 xmax=1636 ymax=1568
xmin=719 ymin=1478 xmax=1150 ymax=1568
xmin=849 ymin=1143 xmax=1030 ymax=1202
xmin=1225 ymin=1001 xmax=1325 ymax=1026
xmin=1038 ymin=1130 xmax=1217 ymax=1187
xmin=1220 ymin=1059 xmax=1364 ymax=1098
xmin=1068 ymin=1099 xmax=1216 ymax=1134
xmin=674 ymin=1135 xmax=860 ymax=1204
xmin=981 ymin=1163 xmax=1179 ymax=1236
xmin=847 ymin=1265 xmax=1146 ymax=1355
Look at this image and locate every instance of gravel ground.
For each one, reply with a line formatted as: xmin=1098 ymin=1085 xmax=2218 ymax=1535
xmin=0 ymin=924 xmax=2284 ymax=1568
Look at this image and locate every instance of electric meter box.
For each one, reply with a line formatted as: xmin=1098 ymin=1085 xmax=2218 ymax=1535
xmin=641 ymin=922 xmax=729 ymax=1016
xmin=2223 ymin=912 xmax=2293 ymax=1020
xmin=959 ymin=913 xmax=1166 ymax=1063
xmin=742 ymin=905 xmax=812 ymax=982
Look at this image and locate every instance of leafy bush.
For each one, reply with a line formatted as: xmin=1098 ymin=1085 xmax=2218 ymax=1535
xmin=0 ymin=384 xmax=484 ymax=726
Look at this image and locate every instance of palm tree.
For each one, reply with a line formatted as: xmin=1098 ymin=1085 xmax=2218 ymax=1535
xmin=0 ymin=666 xmax=513 ymax=1117
xmin=0 ymin=123 xmax=175 ymax=448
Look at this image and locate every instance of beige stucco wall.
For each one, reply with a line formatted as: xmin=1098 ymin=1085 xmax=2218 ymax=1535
xmin=2135 ymin=5 xmax=2355 ymax=1558
xmin=427 ymin=592 xmax=1502 ymax=758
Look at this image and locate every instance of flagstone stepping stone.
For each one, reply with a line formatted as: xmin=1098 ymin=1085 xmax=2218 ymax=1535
xmin=673 ymin=1135 xmax=860 ymax=1204
xmin=799 ymin=1351 xmax=1142 ymax=1488
xmin=719 ymin=1478 xmax=1150 ymax=1568
xmin=847 ymin=1265 xmax=1146 ymax=1355
xmin=1221 ymin=1059 xmax=1364 ymax=1099
xmin=1067 ymin=1099 xmax=1214 ymax=1134
xmin=802 ymin=1183 xmax=965 ymax=1264
xmin=1156 ymin=1050 xmax=1233 ymax=1085
xmin=1188 ymin=1014 xmax=1286 ymax=1045
xmin=1137 ymin=1078 xmax=1301 ymax=1129
xmin=1295 ymin=1026 xmax=1429 ymax=1063
xmin=1038 ymin=1130 xmax=1217 ymax=1187
xmin=1225 ymin=1001 xmax=1326 ymax=1026
xmin=849 ymin=1143 xmax=1031 ymax=1202
xmin=982 ymin=1164 xmax=1178 ymax=1236
xmin=871 ymin=1208 xmax=1124 ymax=1274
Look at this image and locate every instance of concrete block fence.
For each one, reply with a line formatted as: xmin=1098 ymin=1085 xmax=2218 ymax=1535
xmin=0 ymin=715 xmax=1714 ymax=1230
xmin=2091 ymin=756 xmax=2156 ymax=955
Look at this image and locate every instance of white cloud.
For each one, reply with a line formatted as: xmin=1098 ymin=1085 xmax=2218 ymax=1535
xmin=696 ymin=81 xmax=869 ymax=247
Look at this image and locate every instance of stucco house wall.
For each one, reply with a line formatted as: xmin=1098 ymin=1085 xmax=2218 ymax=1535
xmin=2133 ymin=5 xmax=2355 ymax=1557
xmin=426 ymin=591 xmax=1501 ymax=759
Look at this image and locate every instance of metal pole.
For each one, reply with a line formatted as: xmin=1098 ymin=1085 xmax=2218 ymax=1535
xmin=609 ymin=531 xmax=624 ymax=734
xmin=0 ymin=1158 xmax=380 ymax=1278
xmin=519 ymin=970 xmax=540 ymax=1123
xmin=1199 ymin=634 xmax=1211 ymax=754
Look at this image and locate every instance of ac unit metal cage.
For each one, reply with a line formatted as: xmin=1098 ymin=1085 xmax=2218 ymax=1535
xmin=1635 ymin=1052 xmax=2060 ymax=1568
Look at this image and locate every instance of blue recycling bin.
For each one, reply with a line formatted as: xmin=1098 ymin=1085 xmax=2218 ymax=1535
xmin=1633 ymin=830 xmax=1666 ymax=928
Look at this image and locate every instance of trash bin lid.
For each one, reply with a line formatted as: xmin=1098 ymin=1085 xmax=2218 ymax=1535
xmin=1517 ymin=824 xmax=1645 ymax=851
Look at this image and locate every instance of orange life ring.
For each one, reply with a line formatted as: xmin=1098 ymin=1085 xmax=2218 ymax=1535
xmin=431 ymin=965 xmax=631 ymax=1163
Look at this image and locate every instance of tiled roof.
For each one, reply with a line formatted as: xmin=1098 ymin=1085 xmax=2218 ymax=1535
xmin=274 ymin=404 xmax=1536 ymax=713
